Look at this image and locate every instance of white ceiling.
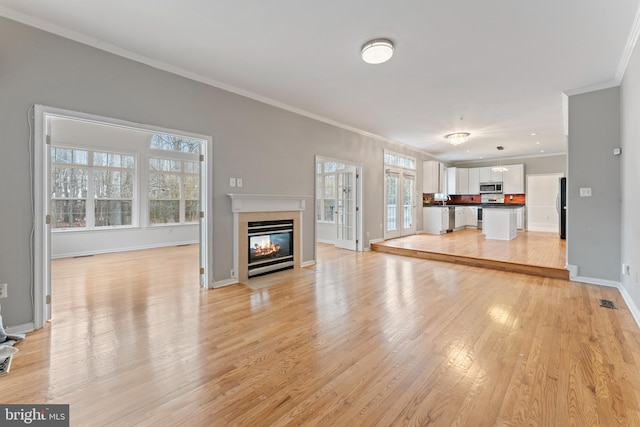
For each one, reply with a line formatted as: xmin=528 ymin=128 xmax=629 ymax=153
xmin=2 ymin=0 xmax=639 ymax=162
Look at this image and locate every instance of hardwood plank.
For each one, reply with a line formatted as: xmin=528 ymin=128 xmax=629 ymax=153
xmin=372 ymin=229 xmax=569 ymax=280
xmin=1 ymin=244 xmax=639 ymax=426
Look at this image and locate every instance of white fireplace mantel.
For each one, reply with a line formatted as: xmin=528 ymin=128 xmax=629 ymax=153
xmin=227 ymin=194 xmax=311 ymax=213
xmin=223 ymin=194 xmax=310 ymax=286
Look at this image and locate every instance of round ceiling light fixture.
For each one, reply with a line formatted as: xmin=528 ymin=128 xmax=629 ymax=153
xmin=444 ymin=132 xmax=471 ymax=145
xmin=361 ymin=39 xmax=394 ymax=64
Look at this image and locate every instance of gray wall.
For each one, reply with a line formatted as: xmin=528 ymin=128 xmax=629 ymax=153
xmin=621 ymin=31 xmax=640 ymax=312
xmin=567 ymin=87 xmax=621 ymax=281
xmin=0 ymin=18 xmax=432 ymax=327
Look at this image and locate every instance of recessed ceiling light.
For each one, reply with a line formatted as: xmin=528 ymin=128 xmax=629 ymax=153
xmin=466 ymin=150 xmax=470 ymax=153
xmin=361 ymin=39 xmax=394 ymax=64
xmin=531 ymin=133 xmax=537 ymax=136
xmin=536 ymin=141 xmax=540 ymax=144
xmin=540 ymin=150 xmax=545 ymax=153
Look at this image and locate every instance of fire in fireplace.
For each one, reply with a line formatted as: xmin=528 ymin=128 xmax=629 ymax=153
xmin=248 ymin=219 xmax=294 ymax=277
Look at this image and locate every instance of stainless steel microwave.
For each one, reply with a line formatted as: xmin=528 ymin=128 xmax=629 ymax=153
xmin=479 ymin=182 xmax=503 ymax=193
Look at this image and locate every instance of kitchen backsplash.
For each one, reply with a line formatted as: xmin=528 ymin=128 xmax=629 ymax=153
xmin=423 ymin=193 xmax=525 ymax=204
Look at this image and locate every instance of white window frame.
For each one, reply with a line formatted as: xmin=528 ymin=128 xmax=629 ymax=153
xmin=51 ymin=145 xmax=137 ymax=231
xmin=316 ymin=160 xmax=346 ymax=224
xmin=147 ymin=154 xmax=200 ymax=226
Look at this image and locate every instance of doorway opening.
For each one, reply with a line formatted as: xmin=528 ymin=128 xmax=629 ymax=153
xmin=33 ymin=105 xmax=212 ymax=329
xmin=314 ymin=156 xmax=363 ymax=255
xmin=383 ymin=150 xmax=417 ymax=239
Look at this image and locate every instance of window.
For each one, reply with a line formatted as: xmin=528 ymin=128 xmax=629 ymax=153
xmin=93 ymin=151 xmax=135 ymax=227
xmin=51 ymin=147 xmax=88 ymax=228
xmin=51 ymin=147 xmax=135 ymax=230
xmin=148 ymin=134 xmax=201 ymax=225
xmin=150 ymin=134 xmax=201 ymax=154
xmin=384 ymin=151 xmax=416 ymax=170
xmin=316 ymin=161 xmax=345 ymax=222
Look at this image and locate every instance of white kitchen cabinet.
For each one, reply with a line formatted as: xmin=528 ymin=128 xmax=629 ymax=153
xmin=502 ymin=164 xmax=524 ymax=194
xmin=468 ymin=168 xmax=480 ymax=194
xmin=465 ymin=206 xmax=478 ymax=227
xmin=447 ymin=167 xmax=456 ymax=194
xmin=480 ymin=167 xmax=503 ymax=183
xmin=447 ymin=167 xmax=469 ymax=195
xmin=423 ymin=161 xmax=445 ymax=193
xmin=458 ymin=168 xmax=469 ymax=194
xmin=423 ymin=207 xmax=449 ymax=234
xmin=516 ymin=207 xmax=524 ymax=230
xmin=455 ymin=206 xmax=465 ymax=229
xmin=483 ymin=207 xmax=517 ymax=240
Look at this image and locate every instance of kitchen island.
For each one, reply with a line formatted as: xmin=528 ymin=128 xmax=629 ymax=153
xmin=483 ymin=205 xmax=519 ymax=240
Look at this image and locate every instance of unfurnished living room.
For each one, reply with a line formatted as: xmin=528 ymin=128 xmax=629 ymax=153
xmin=2 ymin=2 xmax=640 ymax=426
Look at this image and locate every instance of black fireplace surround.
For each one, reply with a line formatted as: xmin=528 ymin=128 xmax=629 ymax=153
xmin=247 ymin=219 xmax=294 ymax=277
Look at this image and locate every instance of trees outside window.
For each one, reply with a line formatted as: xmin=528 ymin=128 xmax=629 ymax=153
xmin=51 ymin=133 xmax=201 ymax=231
xmin=316 ymin=161 xmax=345 ymax=223
xmin=51 ymin=147 xmax=135 ymax=230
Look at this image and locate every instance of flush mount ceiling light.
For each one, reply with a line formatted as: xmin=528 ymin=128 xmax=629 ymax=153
xmin=444 ymin=132 xmax=470 ymax=145
xmin=361 ymin=39 xmax=394 ymax=64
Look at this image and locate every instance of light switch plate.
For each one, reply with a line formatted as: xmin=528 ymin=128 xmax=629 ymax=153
xmin=229 ymin=178 xmax=236 ymax=187
xmin=237 ymin=178 xmax=243 ymax=188
xmin=579 ymin=187 xmax=592 ymax=197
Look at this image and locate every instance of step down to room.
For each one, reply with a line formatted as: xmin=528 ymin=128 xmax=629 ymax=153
xmin=371 ymin=242 xmax=570 ymax=281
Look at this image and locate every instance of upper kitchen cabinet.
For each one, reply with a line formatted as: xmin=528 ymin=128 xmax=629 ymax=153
xmin=423 ymin=161 xmax=445 ymax=193
xmin=502 ymin=164 xmax=524 ymax=194
xmin=479 ymin=167 xmax=503 ymax=183
xmin=447 ymin=167 xmax=469 ymax=195
xmin=468 ymin=168 xmax=480 ymax=194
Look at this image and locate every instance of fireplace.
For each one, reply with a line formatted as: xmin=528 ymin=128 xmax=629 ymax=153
xmin=248 ymin=219 xmax=294 ymax=277
xmin=227 ymin=193 xmax=308 ymax=284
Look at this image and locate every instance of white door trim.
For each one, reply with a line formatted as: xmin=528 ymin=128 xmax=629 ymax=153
xmin=33 ymin=105 xmax=213 ymax=329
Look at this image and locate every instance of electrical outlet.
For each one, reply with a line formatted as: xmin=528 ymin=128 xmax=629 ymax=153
xmin=230 ymin=178 xmax=236 ymax=187
xmin=579 ymin=187 xmax=592 ymax=197
xmin=231 ymin=270 xmax=235 ymax=278
xmin=237 ymin=178 xmax=243 ymax=188
xmin=623 ymin=264 xmax=630 ymax=276
xmin=0 ymin=283 xmax=7 ymax=299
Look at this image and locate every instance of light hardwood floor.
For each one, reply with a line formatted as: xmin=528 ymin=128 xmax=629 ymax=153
xmin=2 ymin=244 xmax=640 ymax=426
xmin=373 ymin=230 xmax=569 ymax=280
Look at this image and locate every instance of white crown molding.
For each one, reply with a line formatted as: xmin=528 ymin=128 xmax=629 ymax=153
xmin=563 ymin=80 xmax=620 ymax=97
xmin=0 ymin=7 xmax=432 ymax=155
xmin=616 ymin=1 xmax=640 ymax=82
xmin=564 ymin=2 xmax=640 ymax=97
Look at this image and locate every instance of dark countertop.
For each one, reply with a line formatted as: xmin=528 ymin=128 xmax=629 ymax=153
xmin=423 ymin=203 xmax=525 ymax=208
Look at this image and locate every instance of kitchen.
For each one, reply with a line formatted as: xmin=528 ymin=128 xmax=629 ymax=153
xmin=372 ymin=158 xmax=567 ymax=279
xmin=422 ymin=161 xmax=526 ymax=240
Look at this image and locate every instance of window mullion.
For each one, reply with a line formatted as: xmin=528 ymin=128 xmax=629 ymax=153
xmin=86 ymin=154 xmax=95 ymax=229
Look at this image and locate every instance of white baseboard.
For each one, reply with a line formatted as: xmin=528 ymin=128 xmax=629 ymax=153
xmin=52 ymin=240 xmax=199 ymax=259
xmin=567 ymin=264 xmax=640 ymax=328
xmin=302 ymin=260 xmax=316 ymax=268
xmin=317 ymin=238 xmax=335 ymax=244
xmin=6 ymin=322 xmax=35 ymax=334
xmin=527 ymin=223 xmax=558 ymax=233
xmin=211 ymin=278 xmax=238 ymax=289
xmin=618 ymin=285 xmax=640 ymax=328
xmin=567 ymin=264 xmax=620 ymax=288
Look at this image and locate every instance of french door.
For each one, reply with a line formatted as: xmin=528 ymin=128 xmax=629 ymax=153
xmin=385 ymin=168 xmax=416 ymax=239
xmin=335 ymin=166 xmax=357 ymax=250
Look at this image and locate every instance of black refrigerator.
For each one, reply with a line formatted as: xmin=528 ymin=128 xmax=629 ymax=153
xmin=558 ymin=177 xmax=567 ymax=239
